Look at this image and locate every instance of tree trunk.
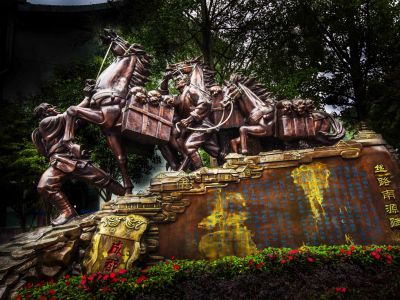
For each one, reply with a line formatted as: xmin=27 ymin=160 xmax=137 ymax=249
xmin=200 ymin=0 xmax=213 ymax=67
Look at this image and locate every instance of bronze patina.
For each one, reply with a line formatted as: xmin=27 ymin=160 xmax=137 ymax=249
xmin=32 ymin=103 xmax=125 ymax=226
xmin=32 ymin=30 xmax=346 ymax=227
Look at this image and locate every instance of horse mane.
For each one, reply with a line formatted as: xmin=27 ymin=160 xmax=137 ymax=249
xmin=167 ymin=57 xmax=216 ymax=89
xmin=229 ymin=74 xmax=275 ymax=104
xmin=128 ymin=44 xmax=152 ymax=88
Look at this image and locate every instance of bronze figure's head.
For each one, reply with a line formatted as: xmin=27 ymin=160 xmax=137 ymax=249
xmin=34 ymin=103 xmax=60 ymax=119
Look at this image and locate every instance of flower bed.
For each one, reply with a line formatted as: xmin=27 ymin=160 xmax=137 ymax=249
xmin=16 ymin=245 xmax=400 ymax=299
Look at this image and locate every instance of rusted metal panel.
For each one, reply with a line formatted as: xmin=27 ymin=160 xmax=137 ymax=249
xmin=156 ymin=145 xmax=400 ymax=259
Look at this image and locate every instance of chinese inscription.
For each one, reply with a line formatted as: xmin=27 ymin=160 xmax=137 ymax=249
xmin=374 ymin=164 xmax=400 ymax=229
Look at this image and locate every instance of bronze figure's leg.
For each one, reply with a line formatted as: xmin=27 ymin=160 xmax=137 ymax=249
xmin=203 ymin=133 xmax=225 ymax=165
xmin=37 ymin=167 xmax=77 ymax=226
xmin=183 ymin=131 xmax=207 ymax=170
xmin=73 ymin=161 xmax=125 ymax=197
xmin=102 ymin=128 xmax=133 ymax=195
xmin=230 ymin=136 xmax=241 ymax=153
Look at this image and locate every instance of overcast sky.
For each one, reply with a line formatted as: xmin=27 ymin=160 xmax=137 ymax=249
xmin=29 ymin=0 xmax=107 ymax=5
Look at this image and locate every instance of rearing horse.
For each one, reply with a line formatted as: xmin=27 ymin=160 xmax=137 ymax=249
xmin=63 ymin=29 xmax=151 ymax=194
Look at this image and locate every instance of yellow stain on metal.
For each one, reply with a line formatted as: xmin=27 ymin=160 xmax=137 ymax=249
xmin=198 ymin=190 xmax=257 ymax=259
xmin=291 ymin=162 xmax=330 ymax=224
xmin=345 ymin=233 xmax=355 ymax=245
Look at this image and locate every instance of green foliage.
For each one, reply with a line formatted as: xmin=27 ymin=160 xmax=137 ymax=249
xmin=16 ymin=245 xmax=400 ymax=299
xmin=0 ymin=100 xmax=48 ymax=228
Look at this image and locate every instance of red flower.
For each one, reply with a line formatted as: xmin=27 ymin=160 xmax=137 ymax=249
xmin=39 ymin=296 xmax=45 ymax=300
xmin=118 ymin=269 xmax=127 ymax=274
xmin=165 ymin=261 xmax=170 ymax=265
xmin=347 ymin=250 xmax=352 ymax=256
xmin=101 ymin=286 xmax=110 ymax=292
xmin=26 ymin=282 xmax=33 ymax=289
xmin=110 ymin=272 xmax=117 ymax=279
xmin=171 ymin=256 xmax=175 ymax=261
xmin=88 ymin=275 xmax=95 ymax=281
xmin=335 ymin=287 xmax=347 ymax=293
xmin=48 ymin=289 xmax=56 ymax=295
xmin=362 ymin=246 xmax=367 ymax=250
xmin=288 ymin=249 xmax=299 ymax=255
xmin=120 ymin=278 xmax=127 ymax=282
xmin=103 ymin=274 xmax=109 ymax=281
xmin=65 ymin=281 xmax=70 ymax=286
xmin=388 ymin=245 xmax=393 ymax=251
xmin=173 ymin=264 xmax=181 ymax=271
xmin=255 ymin=262 xmax=264 ymax=270
xmin=135 ymin=275 xmax=148 ymax=284
xmin=350 ymin=245 xmax=355 ymax=251
xmin=385 ymin=254 xmax=393 ymax=264
xmin=15 ymin=296 xmax=22 ymax=300
xmin=288 ymin=255 xmax=294 ymax=261
xmin=307 ymin=257 xmax=315 ymax=263
xmin=249 ymin=259 xmax=254 ymax=266
xmin=340 ymin=248 xmax=346 ymax=254
xmin=64 ymin=274 xmax=70 ymax=279
xmin=376 ymin=248 xmax=382 ymax=252
xmin=281 ymin=259 xmax=286 ymax=264
xmin=111 ymin=278 xmax=118 ymax=283
xmin=371 ymin=251 xmax=381 ymax=260
xmin=50 ymin=298 xmax=56 ymax=300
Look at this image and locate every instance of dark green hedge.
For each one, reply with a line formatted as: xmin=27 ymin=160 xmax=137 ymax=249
xmin=16 ymin=245 xmax=400 ymax=299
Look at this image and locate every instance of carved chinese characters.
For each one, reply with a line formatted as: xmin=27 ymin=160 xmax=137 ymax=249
xmin=83 ymin=215 xmax=148 ymax=274
xmin=374 ymin=164 xmax=400 ymax=229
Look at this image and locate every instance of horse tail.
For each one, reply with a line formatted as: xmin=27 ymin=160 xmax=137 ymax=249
xmin=314 ymin=112 xmax=345 ymax=145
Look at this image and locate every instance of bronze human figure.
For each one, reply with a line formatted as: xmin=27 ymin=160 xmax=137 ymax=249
xmin=159 ymin=59 xmax=224 ymax=170
xmin=32 ymin=103 xmax=125 ymax=226
xmin=62 ymin=29 xmax=151 ymax=194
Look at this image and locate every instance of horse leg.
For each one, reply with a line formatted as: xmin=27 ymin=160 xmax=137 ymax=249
xmin=64 ymin=106 xmax=105 ymax=142
xmin=159 ymin=144 xmax=179 ymax=171
xmin=230 ymin=137 xmax=241 ymax=153
xmin=103 ymin=128 xmax=133 ymax=195
xmin=239 ymin=125 xmax=268 ymax=154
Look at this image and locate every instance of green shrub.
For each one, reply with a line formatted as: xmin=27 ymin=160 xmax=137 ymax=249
xmin=16 ymin=245 xmax=400 ymax=299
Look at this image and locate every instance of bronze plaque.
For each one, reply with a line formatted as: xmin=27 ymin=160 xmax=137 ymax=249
xmin=83 ymin=215 xmax=148 ymax=274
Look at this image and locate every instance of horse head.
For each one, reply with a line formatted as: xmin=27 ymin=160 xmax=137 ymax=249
xmin=221 ymin=75 xmax=243 ymax=107
xmin=100 ymin=28 xmax=149 ymax=59
xmin=166 ymin=57 xmax=216 ymax=94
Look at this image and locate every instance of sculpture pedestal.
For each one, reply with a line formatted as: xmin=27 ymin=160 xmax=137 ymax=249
xmin=1 ymin=131 xmax=400 ymax=298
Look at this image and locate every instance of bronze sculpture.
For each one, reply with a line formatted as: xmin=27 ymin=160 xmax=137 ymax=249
xmin=158 ymin=59 xmax=224 ymax=171
xmin=32 ymin=103 xmax=125 ymax=226
xmin=62 ymin=29 xmax=152 ymax=195
xmin=31 ymin=30 xmax=345 ymax=226
xmin=222 ymin=75 xmax=345 ymax=154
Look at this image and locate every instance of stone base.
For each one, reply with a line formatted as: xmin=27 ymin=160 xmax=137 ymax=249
xmin=1 ymin=130 xmax=400 ymax=298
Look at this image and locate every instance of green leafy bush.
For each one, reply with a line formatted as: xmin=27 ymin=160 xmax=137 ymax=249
xmin=16 ymin=245 xmax=400 ymax=299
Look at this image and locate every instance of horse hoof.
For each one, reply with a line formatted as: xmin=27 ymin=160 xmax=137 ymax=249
xmin=241 ymin=150 xmax=248 ymax=155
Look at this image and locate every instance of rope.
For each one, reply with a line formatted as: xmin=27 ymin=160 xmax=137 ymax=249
xmin=96 ymin=42 xmax=113 ymax=80
xmin=175 ymin=100 xmax=234 ymax=133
